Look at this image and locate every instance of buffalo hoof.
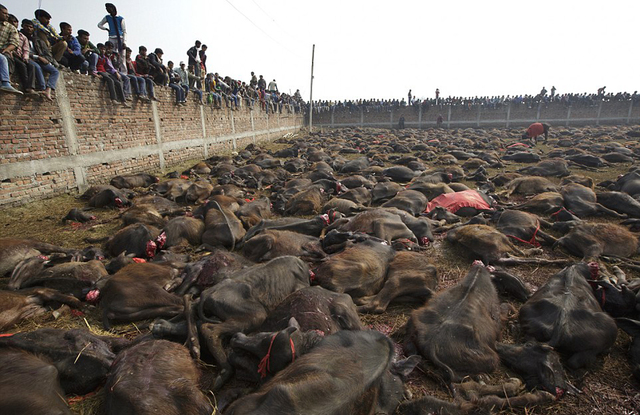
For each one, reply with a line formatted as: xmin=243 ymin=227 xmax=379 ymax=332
xmin=213 ymin=368 xmax=234 ymax=391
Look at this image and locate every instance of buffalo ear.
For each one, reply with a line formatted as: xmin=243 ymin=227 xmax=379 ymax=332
xmin=391 ymin=355 xmax=421 ymax=380
xmin=616 ymin=318 xmax=640 ymax=337
xmin=288 ymin=317 xmax=301 ymax=331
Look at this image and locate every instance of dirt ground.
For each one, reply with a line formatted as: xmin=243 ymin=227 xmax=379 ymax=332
xmin=1 ymin=126 xmax=640 ymax=414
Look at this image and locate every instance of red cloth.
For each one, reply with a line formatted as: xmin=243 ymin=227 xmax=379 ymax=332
xmin=526 ymin=123 xmax=545 ymax=138
xmin=425 ymin=190 xmax=492 ymax=214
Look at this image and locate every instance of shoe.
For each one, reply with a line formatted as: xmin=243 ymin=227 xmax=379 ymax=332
xmin=125 ymin=96 xmax=133 ymax=101
xmin=25 ymin=88 xmax=38 ymax=96
xmin=73 ymin=69 xmax=81 ymax=74
xmin=121 ymin=100 xmax=131 ymax=108
xmin=151 ymin=96 xmax=159 ymax=101
xmin=0 ymin=85 xmax=24 ymax=95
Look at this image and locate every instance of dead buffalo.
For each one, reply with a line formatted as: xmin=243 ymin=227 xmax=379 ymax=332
xmin=596 ymin=191 xmax=640 ymax=218
xmin=493 ymin=210 xmax=557 ymax=246
xmin=381 ymin=190 xmax=428 ymax=216
xmin=554 ymin=222 xmax=638 ymax=261
xmin=242 ymin=214 xmax=332 ymax=243
xmin=121 ymin=204 xmax=166 ymax=228
xmin=88 ymin=186 xmax=132 ymax=208
xmin=110 ymin=173 xmax=159 ymax=189
xmin=98 ymin=262 xmax=183 ymax=329
xmin=502 ymin=176 xmax=557 ymax=197
xmin=561 ymin=183 xmax=624 ymax=218
xmin=383 ymin=165 xmax=416 ymax=182
xmin=446 ymin=224 xmax=536 ymax=264
xmin=0 ymin=238 xmax=76 ymax=278
xmin=0 ymin=328 xmax=128 ymax=395
xmin=236 ymin=197 xmax=272 ymax=229
xmin=404 ymin=264 xmax=501 ymax=382
xmin=199 ymin=256 xmax=311 ymax=388
xmin=104 ymin=223 xmax=162 ymax=258
xmin=357 ymin=251 xmax=437 ymax=314
xmin=496 ymin=342 xmax=576 ymax=398
xmin=338 ymin=186 xmax=372 ymax=205
xmin=8 ymin=258 xmax=108 ymax=298
xmin=162 ymin=216 xmax=205 ymax=248
xmin=313 ymin=239 xmax=396 ymax=300
xmin=512 ymin=192 xmax=565 ymax=214
xmin=259 ymin=286 xmax=363 ymax=334
xmin=285 ymin=185 xmax=326 ymax=216
xmin=0 ymin=287 xmax=81 ymax=332
xmin=0 ymin=349 xmax=71 ymax=414
xmin=62 ymin=208 xmax=96 ymax=223
xmin=243 ymin=229 xmax=325 ymax=262
xmin=519 ymin=263 xmax=618 ymax=368
xmin=224 ymin=330 xmax=419 ymax=415
xmin=201 ymin=201 xmax=245 ymax=251
xmin=329 ymin=209 xmax=418 ymax=244
xmin=517 ymin=159 xmax=570 ymax=177
xmin=615 ymin=318 xmax=640 ymax=381
xmin=105 ymin=340 xmax=212 ymax=415
xmin=371 ymin=181 xmax=403 ymax=204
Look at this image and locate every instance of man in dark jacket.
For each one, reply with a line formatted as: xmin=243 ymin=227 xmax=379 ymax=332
xmin=187 ymin=40 xmax=200 ymax=78
xmin=147 ymin=47 xmax=167 ymax=86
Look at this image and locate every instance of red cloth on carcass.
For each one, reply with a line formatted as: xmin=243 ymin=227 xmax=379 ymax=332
xmin=425 ymin=189 xmax=492 ymax=214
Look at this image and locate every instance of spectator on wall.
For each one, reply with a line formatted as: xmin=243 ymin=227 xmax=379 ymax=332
xmin=407 ymin=89 xmax=412 ymax=105
xmin=105 ymin=41 xmax=132 ymax=101
xmin=77 ymin=29 xmax=99 ymax=75
xmin=0 ymin=6 xmax=24 ymax=95
xmin=125 ymin=46 xmax=154 ymax=101
xmin=176 ymin=61 xmax=203 ymax=105
xmin=187 ymin=40 xmax=200 ymax=79
xmin=25 ymin=17 xmax=59 ymax=101
xmin=204 ymin=72 xmax=222 ymax=108
xmin=59 ymin=22 xmax=84 ymax=72
xmin=199 ymin=44 xmax=207 ymax=74
xmin=257 ymin=74 xmax=266 ymax=91
xmin=167 ymin=60 xmax=185 ymax=105
xmin=98 ymin=3 xmax=126 ymax=55
xmin=250 ymin=71 xmax=257 ymax=88
xmin=7 ymin=14 xmax=37 ymax=94
xmin=96 ymin=42 xmax=129 ymax=107
xmin=267 ymin=78 xmax=278 ymax=94
xmin=148 ymin=47 xmax=167 ymax=86
xmin=32 ymin=9 xmax=66 ymax=63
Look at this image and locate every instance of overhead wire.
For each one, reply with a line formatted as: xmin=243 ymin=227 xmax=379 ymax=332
xmin=224 ymin=0 xmax=303 ymax=59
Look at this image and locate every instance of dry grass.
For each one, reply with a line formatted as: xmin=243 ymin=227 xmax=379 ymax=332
xmin=1 ymin=126 xmax=640 ymax=414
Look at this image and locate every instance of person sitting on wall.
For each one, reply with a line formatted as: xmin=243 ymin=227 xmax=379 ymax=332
xmin=24 ymin=18 xmax=58 ymax=101
xmin=32 ymin=9 xmax=67 ymax=64
xmin=167 ymin=60 xmax=185 ymax=105
xmin=0 ymin=7 xmax=25 ymax=95
xmin=77 ymin=29 xmax=99 ymax=75
xmin=8 ymin=14 xmax=39 ymax=95
xmin=204 ymin=72 xmax=221 ymax=108
xmin=176 ymin=61 xmax=203 ymax=105
xmin=58 ymin=22 xmax=84 ymax=72
xmin=522 ymin=122 xmax=550 ymax=145
xmin=147 ymin=47 xmax=167 ymax=86
xmin=96 ymin=42 xmax=129 ymax=107
xmin=123 ymin=46 xmax=150 ymax=101
xmin=134 ymin=45 xmax=158 ymax=100
xmin=105 ymin=41 xmax=132 ymax=101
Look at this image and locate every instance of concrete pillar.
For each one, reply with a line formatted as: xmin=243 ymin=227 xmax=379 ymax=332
xmin=55 ymin=73 xmax=88 ymax=192
xmin=566 ymin=106 xmax=572 ymax=127
xmin=418 ymin=103 xmax=422 ymax=129
xmin=200 ymin=105 xmax=208 ymax=158
xmin=476 ymin=105 xmax=481 ymax=127
xmin=506 ymin=102 xmax=511 ymax=128
xmin=447 ymin=106 xmax=452 ymax=129
xmin=150 ymin=101 xmax=165 ymax=170
xmin=627 ymin=100 xmax=634 ymax=124
xmin=231 ymin=110 xmax=237 ymax=150
xmin=596 ymin=101 xmax=603 ymax=126
xmin=250 ymin=109 xmax=256 ymax=143
xmin=536 ymin=103 xmax=541 ymax=121
xmin=331 ymin=106 xmax=335 ymax=127
xmin=390 ymin=109 xmax=394 ymax=129
xmin=360 ymin=107 xmax=364 ymax=127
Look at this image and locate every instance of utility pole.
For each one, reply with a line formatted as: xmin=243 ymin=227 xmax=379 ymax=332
xmin=309 ymin=44 xmax=315 ymax=132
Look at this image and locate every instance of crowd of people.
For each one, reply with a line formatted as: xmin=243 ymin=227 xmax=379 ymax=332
xmin=312 ymin=87 xmax=640 ymax=114
xmin=0 ymin=3 xmax=305 ymax=113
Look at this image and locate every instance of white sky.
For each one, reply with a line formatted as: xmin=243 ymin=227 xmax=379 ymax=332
xmin=6 ymin=0 xmax=639 ymax=101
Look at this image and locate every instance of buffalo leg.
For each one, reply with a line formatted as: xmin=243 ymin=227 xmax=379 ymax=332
xmin=184 ymin=295 xmax=200 ymax=359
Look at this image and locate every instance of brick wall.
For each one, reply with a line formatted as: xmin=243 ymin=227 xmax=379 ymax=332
xmin=0 ymin=72 xmax=303 ymax=207
xmin=312 ymin=101 xmax=640 ymax=129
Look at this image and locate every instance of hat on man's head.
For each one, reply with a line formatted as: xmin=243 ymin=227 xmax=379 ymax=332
xmin=35 ymin=9 xmax=51 ymax=19
xmin=154 ymin=48 xmax=163 ymax=55
xmin=179 ymin=61 xmax=185 ymax=65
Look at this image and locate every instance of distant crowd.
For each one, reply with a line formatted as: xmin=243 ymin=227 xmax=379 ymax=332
xmin=312 ymin=86 xmax=640 ymax=114
xmin=0 ymin=3 xmax=305 ymax=113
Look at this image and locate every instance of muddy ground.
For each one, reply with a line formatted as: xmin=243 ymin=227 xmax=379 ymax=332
xmin=1 ymin=125 xmax=640 ymax=414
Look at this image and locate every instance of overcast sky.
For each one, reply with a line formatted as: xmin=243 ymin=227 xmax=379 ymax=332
xmin=6 ymin=0 xmax=639 ymax=101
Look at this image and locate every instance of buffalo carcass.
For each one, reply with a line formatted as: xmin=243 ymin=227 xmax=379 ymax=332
xmin=357 ymin=251 xmax=437 ymax=314
xmin=313 ymin=239 xmax=396 ymax=300
xmin=381 ymin=190 xmax=428 ymax=216
xmin=511 ymin=192 xmax=565 ymax=214
xmin=0 ymin=238 xmax=76 ymax=278
xmin=502 ymin=176 xmax=557 ymax=197
xmin=519 ymin=263 xmax=618 ymax=369
xmin=224 ymin=330 xmax=419 ymax=415
xmin=242 ymin=229 xmax=325 ymax=262
xmin=98 ymin=263 xmax=184 ymax=329
xmin=0 ymin=287 xmax=81 ymax=332
xmin=493 ymin=210 xmax=557 ymax=246
xmin=0 ymin=349 xmax=72 ymax=415
xmin=162 ymin=216 xmax=205 ymax=248
xmin=110 ymin=173 xmax=159 ymax=189
xmin=517 ymin=159 xmax=570 ymax=177
xmin=596 ymin=191 xmax=640 ymax=218
xmin=404 ymin=264 xmax=502 ymax=382
xmin=0 ymin=328 xmax=128 ymax=395
xmin=328 ymin=208 xmax=423 ymax=244
xmin=103 ymin=223 xmax=163 ymax=259
xmin=554 ymin=222 xmax=638 ymax=262
xmin=198 ymin=256 xmax=311 ymax=388
xmin=200 ymin=200 xmax=246 ymax=251
xmin=560 ymin=183 xmax=624 ymax=218
xmin=105 ymin=340 xmax=213 ymax=415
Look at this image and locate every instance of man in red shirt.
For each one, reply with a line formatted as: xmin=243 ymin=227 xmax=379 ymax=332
xmin=522 ymin=122 xmax=550 ymax=145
